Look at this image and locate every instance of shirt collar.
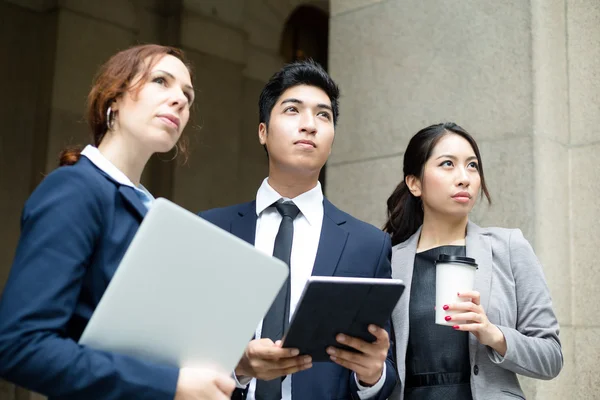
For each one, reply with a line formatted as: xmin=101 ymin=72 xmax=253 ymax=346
xmin=80 ymin=145 xmax=154 ymax=199
xmin=255 ymin=178 xmax=323 ymax=226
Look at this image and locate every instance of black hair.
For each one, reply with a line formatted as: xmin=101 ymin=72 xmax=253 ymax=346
xmin=383 ymin=122 xmax=492 ymax=246
xmin=259 ymin=59 xmax=340 ymax=127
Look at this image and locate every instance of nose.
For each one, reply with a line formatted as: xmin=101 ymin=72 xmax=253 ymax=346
xmin=299 ymin=112 xmax=317 ymax=135
xmin=169 ymin=87 xmax=188 ymax=110
xmin=456 ymin=166 xmax=470 ymax=187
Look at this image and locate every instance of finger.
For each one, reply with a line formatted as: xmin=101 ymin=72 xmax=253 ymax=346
xmin=278 ymin=359 xmax=313 ymax=376
xmin=447 ymin=302 xmax=480 ymax=313
xmin=368 ymin=325 xmax=390 ymax=343
xmin=446 ymin=312 xmax=481 ymax=323
xmin=266 ymin=355 xmax=312 ymax=371
xmin=327 ymin=347 xmax=370 ymax=370
xmin=254 ymin=345 xmax=300 ymax=360
xmin=452 ymin=323 xmax=484 ymax=332
xmin=215 ymin=375 xmax=236 ymax=396
xmin=330 ymin=355 xmax=368 ymax=376
xmin=457 ymin=290 xmax=481 ymax=305
xmin=336 ymin=334 xmax=371 ymax=354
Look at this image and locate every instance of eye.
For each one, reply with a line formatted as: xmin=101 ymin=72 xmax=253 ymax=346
xmin=284 ymin=106 xmax=298 ymax=113
xmin=317 ymin=111 xmax=332 ymax=121
xmin=152 ymin=76 xmax=167 ymax=85
xmin=439 ymin=160 xmax=453 ymax=167
xmin=468 ymin=161 xmax=479 ymax=170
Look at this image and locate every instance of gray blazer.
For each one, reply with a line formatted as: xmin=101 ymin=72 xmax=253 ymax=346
xmin=390 ymin=222 xmax=562 ymax=400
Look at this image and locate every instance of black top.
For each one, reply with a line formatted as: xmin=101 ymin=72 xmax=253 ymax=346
xmin=405 ymin=245 xmax=472 ymax=400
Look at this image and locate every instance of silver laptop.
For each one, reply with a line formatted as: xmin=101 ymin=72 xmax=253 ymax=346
xmin=79 ymin=198 xmax=288 ymax=373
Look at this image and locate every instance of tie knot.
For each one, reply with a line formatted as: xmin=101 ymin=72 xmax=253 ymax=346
xmin=274 ymin=200 xmax=300 ymax=219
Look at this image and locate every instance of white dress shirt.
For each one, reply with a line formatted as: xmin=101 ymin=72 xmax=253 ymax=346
xmin=80 ymin=145 xmax=154 ymax=210
xmin=237 ymin=178 xmax=385 ymax=399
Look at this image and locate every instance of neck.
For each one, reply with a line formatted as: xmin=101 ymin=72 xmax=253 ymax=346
xmin=97 ymin=131 xmax=151 ymax=186
xmin=267 ymin=165 xmax=320 ymax=199
xmin=418 ymin=211 xmax=469 ymax=251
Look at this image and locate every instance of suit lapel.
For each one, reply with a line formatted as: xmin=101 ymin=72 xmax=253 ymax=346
xmin=310 ymin=199 xmax=348 ymax=277
xmin=465 ymin=221 xmax=493 ymax=359
xmin=230 ymin=201 xmax=257 ymax=245
xmin=118 ymin=186 xmax=147 ymax=220
xmin=390 ymin=228 xmax=420 ymax=383
xmin=292 ymin=200 xmax=348 ymax=399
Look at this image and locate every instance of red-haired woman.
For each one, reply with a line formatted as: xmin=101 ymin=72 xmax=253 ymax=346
xmin=0 ymin=45 xmax=234 ymax=400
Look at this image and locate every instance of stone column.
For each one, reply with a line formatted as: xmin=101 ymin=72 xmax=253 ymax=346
xmin=328 ymin=0 xmax=598 ymax=398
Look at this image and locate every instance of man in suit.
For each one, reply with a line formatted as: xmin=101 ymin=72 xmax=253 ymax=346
xmin=200 ymin=60 xmax=397 ymax=400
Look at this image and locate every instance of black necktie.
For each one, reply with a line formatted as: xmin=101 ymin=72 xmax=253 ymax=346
xmin=255 ymin=200 xmax=300 ymax=400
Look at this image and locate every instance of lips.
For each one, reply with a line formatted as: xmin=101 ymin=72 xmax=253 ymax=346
xmin=294 ymin=139 xmax=316 ymax=148
xmin=157 ymin=114 xmax=180 ymax=129
xmin=452 ymin=191 xmax=472 ymax=199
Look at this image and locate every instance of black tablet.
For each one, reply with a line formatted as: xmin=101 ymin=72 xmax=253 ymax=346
xmin=281 ymin=276 xmax=405 ymax=362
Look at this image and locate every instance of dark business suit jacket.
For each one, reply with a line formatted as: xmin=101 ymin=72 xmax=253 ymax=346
xmin=0 ymin=157 xmax=179 ymax=400
xmin=200 ymin=199 xmax=398 ymax=400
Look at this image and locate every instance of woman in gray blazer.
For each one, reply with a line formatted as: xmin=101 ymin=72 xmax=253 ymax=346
xmin=384 ymin=123 xmax=562 ymax=400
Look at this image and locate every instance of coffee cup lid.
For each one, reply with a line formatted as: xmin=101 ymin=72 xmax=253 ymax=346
xmin=435 ymin=254 xmax=478 ymax=268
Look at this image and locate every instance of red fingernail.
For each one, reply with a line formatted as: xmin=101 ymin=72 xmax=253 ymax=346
xmin=445 ymin=316 xmax=452 ymax=321
xmin=457 ymin=292 xmax=460 ymax=296
xmin=443 ymin=305 xmax=449 ymax=310
xmin=453 ymin=325 xmax=459 ymax=330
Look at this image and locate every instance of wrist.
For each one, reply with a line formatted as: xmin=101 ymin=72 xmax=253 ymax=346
xmin=487 ymin=325 xmax=507 ymax=355
xmin=357 ymin=369 xmax=382 ymax=387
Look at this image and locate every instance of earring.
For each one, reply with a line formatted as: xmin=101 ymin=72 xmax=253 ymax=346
xmin=106 ymin=106 xmax=115 ymax=131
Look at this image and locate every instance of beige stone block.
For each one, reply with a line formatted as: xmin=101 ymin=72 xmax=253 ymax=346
xmin=180 ymin=13 xmax=246 ymax=65
xmin=533 ymin=138 xmax=571 ymax=325
xmin=243 ymin=19 xmax=283 ymax=53
xmin=570 ymin=144 xmax=600 ymax=326
xmin=243 ymin=0 xmax=284 ymax=30
xmin=326 ymin=155 xmax=402 ymax=228
xmin=51 ymin=9 xmax=134 ymax=112
xmin=531 ymin=0 xmax=569 ymax=144
xmin=567 ymin=0 xmax=600 ymax=145
xmin=575 ymin=327 xmax=600 ymax=398
xmin=45 ymin=108 xmax=89 ymax=173
xmin=243 ymin=45 xmax=284 ymax=82
xmin=329 ymin=0 xmax=533 ymax=164
xmin=172 ymin=51 xmax=245 ymax=211
xmin=468 ymin=137 xmax=535 ymax=240
xmin=58 ymin=0 xmax=137 ymax=29
xmin=331 ymin=0 xmax=384 ymax=16
xmin=0 ymin=1 xmax=55 ymax=294
xmin=183 ymin=0 xmax=244 ymax=27
xmin=237 ymin=77 xmax=269 ymax=202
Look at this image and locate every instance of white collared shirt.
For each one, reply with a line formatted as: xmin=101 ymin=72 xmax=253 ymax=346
xmin=80 ymin=145 xmax=154 ymax=210
xmin=240 ymin=178 xmax=385 ymax=399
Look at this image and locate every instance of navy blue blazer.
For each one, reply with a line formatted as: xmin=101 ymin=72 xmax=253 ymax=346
xmin=200 ymin=199 xmax=398 ymax=400
xmin=0 ymin=157 xmax=179 ymax=400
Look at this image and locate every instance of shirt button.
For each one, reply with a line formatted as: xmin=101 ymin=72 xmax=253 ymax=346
xmin=473 ymin=365 xmax=479 ymax=375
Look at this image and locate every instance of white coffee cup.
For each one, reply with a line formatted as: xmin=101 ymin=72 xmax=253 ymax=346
xmin=435 ymin=254 xmax=478 ymax=326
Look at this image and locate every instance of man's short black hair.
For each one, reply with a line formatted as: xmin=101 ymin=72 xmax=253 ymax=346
xmin=259 ymin=59 xmax=340 ymax=127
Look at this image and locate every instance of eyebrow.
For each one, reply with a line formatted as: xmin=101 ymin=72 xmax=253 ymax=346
xmin=280 ymin=98 xmax=333 ymax=112
xmin=154 ymin=70 xmax=194 ymax=93
xmin=436 ymin=154 xmax=478 ymax=162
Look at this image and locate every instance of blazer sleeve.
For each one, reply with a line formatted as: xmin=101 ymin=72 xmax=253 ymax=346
xmin=349 ymin=234 xmax=398 ymax=400
xmin=0 ymin=168 xmax=179 ymax=399
xmin=487 ymin=229 xmax=563 ymax=380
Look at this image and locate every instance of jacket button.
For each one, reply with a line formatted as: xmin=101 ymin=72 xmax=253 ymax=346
xmin=473 ymin=365 xmax=479 ymax=375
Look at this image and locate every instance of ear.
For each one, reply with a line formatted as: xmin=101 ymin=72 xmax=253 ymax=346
xmin=108 ymin=99 xmax=119 ymax=112
xmin=258 ymin=122 xmax=267 ymax=145
xmin=405 ymin=175 xmax=422 ymax=198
